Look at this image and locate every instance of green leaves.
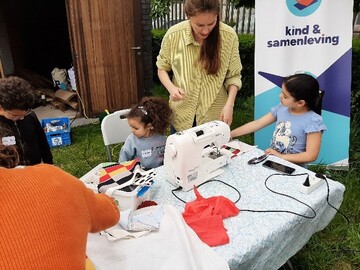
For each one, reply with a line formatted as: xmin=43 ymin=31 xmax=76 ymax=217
xmin=151 ymin=0 xmax=172 ymax=19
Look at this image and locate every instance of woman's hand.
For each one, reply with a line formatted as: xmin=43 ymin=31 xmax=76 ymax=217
xmin=169 ymin=87 xmax=185 ymax=102
xmin=220 ymin=104 xmax=234 ymax=126
xmin=157 ymin=69 xmax=185 ymax=102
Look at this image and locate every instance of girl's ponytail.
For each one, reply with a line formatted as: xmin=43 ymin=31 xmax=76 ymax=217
xmin=284 ymin=73 xmax=323 ymax=115
xmin=314 ymin=90 xmax=325 ymax=115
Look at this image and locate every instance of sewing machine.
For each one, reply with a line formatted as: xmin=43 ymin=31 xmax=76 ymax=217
xmin=164 ymin=121 xmax=231 ymax=191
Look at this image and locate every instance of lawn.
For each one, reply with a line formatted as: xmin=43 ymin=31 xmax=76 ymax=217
xmin=52 ymin=90 xmax=360 ymax=270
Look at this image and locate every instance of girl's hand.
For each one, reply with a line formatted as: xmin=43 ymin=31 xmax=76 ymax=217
xmin=220 ymin=104 xmax=234 ymax=126
xmin=169 ymin=87 xmax=185 ymax=102
xmin=265 ymin=148 xmax=282 ymax=158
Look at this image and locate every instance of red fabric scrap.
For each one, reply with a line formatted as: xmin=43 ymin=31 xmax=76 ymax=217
xmin=137 ymin=200 xmax=158 ymax=209
xmin=182 ymin=186 xmax=239 ymax=247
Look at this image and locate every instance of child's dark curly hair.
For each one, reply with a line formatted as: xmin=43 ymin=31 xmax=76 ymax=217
xmin=0 ymin=76 xmax=36 ymax=110
xmin=0 ymin=144 xmax=19 ymax=168
xmin=0 ymin=126 xmax=20 ymax=168
xmin=128 ymin=96 xmax=172 ymax=135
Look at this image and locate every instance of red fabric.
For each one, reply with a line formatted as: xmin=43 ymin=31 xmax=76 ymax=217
xmin=182 ymin=187 xmax=239 ymax=247
xmin=137 ymin=200 xmax=158 ymax=209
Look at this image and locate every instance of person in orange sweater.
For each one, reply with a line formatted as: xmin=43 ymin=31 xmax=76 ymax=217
xmin=0 ymin=128 xmax=120 ymax=270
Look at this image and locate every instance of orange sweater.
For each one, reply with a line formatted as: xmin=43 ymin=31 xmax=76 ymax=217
xmin=0 ymin=164 xmax=120 ymax=270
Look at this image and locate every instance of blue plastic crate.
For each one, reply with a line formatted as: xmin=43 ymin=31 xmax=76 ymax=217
xmin=41 ymin=117 xmax=71 ymax=148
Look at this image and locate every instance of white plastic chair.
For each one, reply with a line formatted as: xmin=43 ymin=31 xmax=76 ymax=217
xmin=101 ymin=109 xmax=132 ymax=161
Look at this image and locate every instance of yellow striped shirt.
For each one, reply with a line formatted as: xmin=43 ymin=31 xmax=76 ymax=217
xmin=156 ymin=20 xmax=242 ymax=131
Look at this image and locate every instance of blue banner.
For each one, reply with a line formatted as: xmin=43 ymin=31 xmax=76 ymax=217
xmin=254 ymin=0 xmax=353 ymax=167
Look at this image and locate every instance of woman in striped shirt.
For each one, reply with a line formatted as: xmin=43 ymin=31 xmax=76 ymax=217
xmin=157 ymin=0 xmax=242 ymax=132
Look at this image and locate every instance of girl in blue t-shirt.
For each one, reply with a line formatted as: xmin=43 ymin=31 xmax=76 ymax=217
xmin=119 ymin=97 xmax=172 ymax=169
xmin=231 ymin=73 xmax=326 ymax=165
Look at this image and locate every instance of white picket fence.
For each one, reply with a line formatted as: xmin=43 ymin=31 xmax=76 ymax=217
xmin=152 ymin=0 xmax=255 ymax=34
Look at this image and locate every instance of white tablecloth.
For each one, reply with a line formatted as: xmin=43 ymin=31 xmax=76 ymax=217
xmin=86 ymin=204 xmax=229 ymax=270
xmin=85 ymin=145 xmax=345 ymax=270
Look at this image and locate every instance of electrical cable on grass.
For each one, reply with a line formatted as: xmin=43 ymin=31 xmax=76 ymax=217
xmin=317 ymin=174 xmax=360 ymax=253
xmin=69 ymin=110 xmax=81 ymax=126
xmin=74 ymin=89 xmax=99 ymax=125
xmin=84 ymin=132 xmax=94 ymax=169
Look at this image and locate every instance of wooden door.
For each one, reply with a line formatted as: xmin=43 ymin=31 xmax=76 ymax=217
xmin=65 ymin=0 xmax=143 ymax=116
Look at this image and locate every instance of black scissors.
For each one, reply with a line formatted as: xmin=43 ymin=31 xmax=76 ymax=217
xmin=247 ymin=153 xmax=269 ymax=165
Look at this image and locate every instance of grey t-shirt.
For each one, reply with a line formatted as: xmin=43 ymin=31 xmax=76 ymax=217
xmin=119 ymin=133 xmax=166 ymax=169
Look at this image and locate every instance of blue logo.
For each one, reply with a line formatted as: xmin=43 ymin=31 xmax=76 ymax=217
xmin=286 ymin=0 xmax=322 ymax=17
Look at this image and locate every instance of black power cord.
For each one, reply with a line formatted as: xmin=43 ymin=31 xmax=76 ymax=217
xmin=171 ymin=171 xmax=359 ymax=253
xmin=171 ymin=186 xmax=184 ymax=202
xmin=84 ymin=132 xmax=95 ymax=169
xmin=171 ymin=179 xmax=241 ymax=204
xmin=171 ymin=173 xmax=316 ymax=218
xmin=315 ymin=173 xmax=360 ymax=253
xmin=240 ymin=172 xmax=317 ymax=219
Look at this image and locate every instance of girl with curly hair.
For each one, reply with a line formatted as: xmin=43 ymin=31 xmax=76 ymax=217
xmin=119 ymin=96 xmax=172 ymax=169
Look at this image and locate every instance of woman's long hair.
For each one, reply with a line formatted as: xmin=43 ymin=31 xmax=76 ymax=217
xmin=185 ymin=0 xmax=221 ymax=75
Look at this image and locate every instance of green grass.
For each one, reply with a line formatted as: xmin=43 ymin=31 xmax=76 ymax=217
xmin=52 ymin=123 xmax=106 ymax=177
xmin=52 ymin=85 xmax=360 ymax=270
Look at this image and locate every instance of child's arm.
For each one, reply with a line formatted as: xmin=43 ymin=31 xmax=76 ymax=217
xmin=119 ymin=138 xmax=136 ymax=163
xmin=231 ymin=112 xmax=276 ymax=139
xmin=265 ymin=132 xmax=322 ymax=164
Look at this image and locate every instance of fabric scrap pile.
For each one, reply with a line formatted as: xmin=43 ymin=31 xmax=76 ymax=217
xmin=97 ymin=159 xmax=155 ymax=196
xmin=100 ymin=205 xmax=164 ymax=241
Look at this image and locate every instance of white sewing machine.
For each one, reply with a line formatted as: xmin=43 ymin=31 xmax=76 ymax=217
xmin=164 ymin=121 xmax=231 ymax=191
